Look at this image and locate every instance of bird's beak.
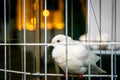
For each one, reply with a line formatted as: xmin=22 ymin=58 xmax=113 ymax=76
xmin=47 ymin=42 xmax=53 ymax=47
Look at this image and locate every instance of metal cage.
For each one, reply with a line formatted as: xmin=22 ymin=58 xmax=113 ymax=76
xmin=0 ymin=0 xmax=119 ymax=80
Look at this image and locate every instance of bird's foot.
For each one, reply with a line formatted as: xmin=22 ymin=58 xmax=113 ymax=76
xmin=77 ymin=74 xmax=84 ymax=80
xmin=63 ymin=73 xmax=69 ymax=78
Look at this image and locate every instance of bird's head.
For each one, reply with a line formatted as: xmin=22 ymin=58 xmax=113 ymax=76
xmin=48 ymin=34 xmax=73 ymax=47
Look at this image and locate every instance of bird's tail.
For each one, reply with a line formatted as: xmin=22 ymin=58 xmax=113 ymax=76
xmin=90 ymin=65 xmax=107 ymax=74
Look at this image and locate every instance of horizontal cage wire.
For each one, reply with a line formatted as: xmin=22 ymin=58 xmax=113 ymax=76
xmin=0 ymin=0 xmax=120 ymax=80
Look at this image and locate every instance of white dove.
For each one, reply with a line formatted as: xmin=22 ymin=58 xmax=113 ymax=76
xmin=49 ymin=34 xmax=106 ymax=75
xmin=79 ymin=33 xmax=99 ymax=50
xmin=96 ymin=33 xmax=110 ymax=50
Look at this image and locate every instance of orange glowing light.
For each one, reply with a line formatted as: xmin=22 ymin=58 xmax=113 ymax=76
xmin=33 ymin=3 xmax=37 ymax=10
xmin=55 ymin=23 xmax=64 ymax=30
xmin=18 ymin=23 xmax=36 ymax=31
xmin=41 ymin=23 xmax=44 ymax=29
xmin=26 ymin=23 xmax=36 ymax=31
xmin=18 ymin=25 xmax=23 ymax=31
xmin=41 ymin=22 xmax=53 ymax=30
xmin=31 ymin=17 xmax=36 ymax=24
xmin=43 ymin=10 xmax=50 ymax=17
xmin=47 ymin=23 xmax=53 ymax=30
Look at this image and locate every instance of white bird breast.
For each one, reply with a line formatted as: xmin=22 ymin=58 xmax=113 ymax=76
xmin=52 ymin=44 xmax=89 ymax=74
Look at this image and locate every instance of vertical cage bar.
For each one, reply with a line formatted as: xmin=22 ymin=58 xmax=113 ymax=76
xmin=113 ymin=0 xmax=117 ymax=79
xmin=4 ymin=0 xmax=7 ymax=80
xmin=99 ymin=1 xmax=102 ymax=80
xmin=87 ymin=0 xmax=91 ymax=80
xmin=71 ymin=0 xmax=74 ymax=80
xmin=87 ymin=0 xmax=91 ymax=40
xmin=19 ymin=0 xmax=24 ymax=79
xmin=99 ymin=0 xmax=101 ymax=40
xmin=114 ymin=0 xmax=117 ymax=78
xmin=36 ymin=0 xmax=40 ymax=80
xmin=114 ymin=1 xmax=117 ymax=79
xmin=71 ymin=0 xmax=74 ymax=38
xmin=23 ymin=0 xmax=26 ymax=79
xmin=111 ymin=0 xmax=116 ymax=80
xmin=71 ymin=1 xmax=74 ymax=80
xmin=44 ymin=0 xmax=47 ymax=80
xmin=113 ymin=4 xmax=116 ymax=80
xmin=8 ymin=0 xmax=11 ymax=79
xmin=65 ymin=0 xmax=68 ymax=36
xmin=8 ymin=0 xmax=11 ymax=80
xmin=65 ymin=0 xmax=68 ymax=80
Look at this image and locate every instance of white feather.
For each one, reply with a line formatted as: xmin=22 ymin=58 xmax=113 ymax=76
xmin=50 ymin=34 xmax=106 ymax=74
xmin=96 ymin=33 xmax=110 ymax=49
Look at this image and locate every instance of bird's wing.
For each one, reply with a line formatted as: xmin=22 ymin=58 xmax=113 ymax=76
xmin=89 ymin=51 xmax=101 ymax=62
xmin=70 ymin=40 xmax=101 ymax=65
xmin=90 ymin=65 xmax=107 ymax=74
xmin=68 ymin=41 xmax=89 ymax=61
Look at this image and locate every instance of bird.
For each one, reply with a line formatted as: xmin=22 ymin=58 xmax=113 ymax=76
xmin=79 ymin=33 xmax=98 ymax=50
xmin=49 ymin=34 xmax=106 ymax=77
xmin=96 ymin=33 xmax=110 ymax=50
xmin=79 ymin=33 xmax=90 ymax=42
xmin=79 ymin=33 xmax=110 ymax=50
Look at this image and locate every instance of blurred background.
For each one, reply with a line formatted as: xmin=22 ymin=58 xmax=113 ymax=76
xmin=0 ymin=0 xmax=120 ymax=80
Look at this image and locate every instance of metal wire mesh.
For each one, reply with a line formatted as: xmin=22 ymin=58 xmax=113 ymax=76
xmin=0 ymin=0 xmax=119 ymax=80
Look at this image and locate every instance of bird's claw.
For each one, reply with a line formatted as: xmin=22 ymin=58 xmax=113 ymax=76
xmin=77 ymin=74 xmax=84 ymax=79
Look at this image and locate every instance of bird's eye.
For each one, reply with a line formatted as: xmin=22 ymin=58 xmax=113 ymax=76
xmin=57 ymin=40 xmax=60 ymax=42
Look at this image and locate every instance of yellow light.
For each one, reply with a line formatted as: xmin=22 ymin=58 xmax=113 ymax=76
xmin=47 ymin=23 xmax=53 ymax=30
xmin=17 ymin=23 xmax=36 ymax=31
xmin=55 ymin=23 xmax=64 ymax=30
xmin=33 ymin=3 xmax=37 ymax=10
xmin=43 ymin=10 xmax=50 ymax=17
xmin=41 ymin=22 xmax=53 ymax=30
xmin=31 ymin=17 xmax=36 ymax=24
xmin=26 ymin=23 xmax=36 ymax=31
xmin=17 ymin=25 xmax=23 ymax=31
